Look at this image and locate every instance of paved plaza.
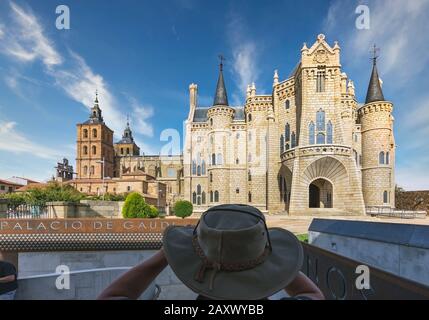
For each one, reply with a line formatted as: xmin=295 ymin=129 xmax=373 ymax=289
xmin=265 ymin=215 xmax=429 ymax=235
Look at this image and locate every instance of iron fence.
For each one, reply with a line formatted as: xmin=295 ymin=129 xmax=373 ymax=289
xmin=366 ymin=206 xmax=427 ymax=219
xmin=6 ymin=204 xmax=52 ymax=219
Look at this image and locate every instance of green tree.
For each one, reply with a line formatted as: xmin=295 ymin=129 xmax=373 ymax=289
xmin=174 ymin=200 xmax=193 ymax=219
xmin=122 ymin=192 xmax=154 ymax=218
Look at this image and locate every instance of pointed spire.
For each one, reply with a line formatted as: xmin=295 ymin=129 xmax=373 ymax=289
xmin=122 ymin=115 xmax=134 ymax=142
xmin=365 ymin=45 xmax=385 ymax=104
xmin=213 ymin=55 xmax=229 ymax=106
xmin=89 ymin=90 xmax=104 ymax=123
xmin=273 ymin=69 xmax=279 ymax=86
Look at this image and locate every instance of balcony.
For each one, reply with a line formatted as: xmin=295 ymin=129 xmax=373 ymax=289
xmin=281 ymin=144 xmax=352 ymax=162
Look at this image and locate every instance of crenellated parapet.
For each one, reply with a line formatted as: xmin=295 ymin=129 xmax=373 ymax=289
xmin=244 ymin=95 xmax=273 ymax=114
xmin=358 ymin=101 xmax=393 ymax=117
xmin=207 ymin=106 xmax=235 ymax=118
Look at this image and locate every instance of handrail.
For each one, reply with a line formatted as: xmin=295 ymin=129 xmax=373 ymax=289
xmin=366 ymin=206 xmax=427 ymax=219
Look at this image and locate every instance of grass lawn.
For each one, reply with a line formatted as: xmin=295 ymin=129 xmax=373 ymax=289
xmin=297 ymin=234 xmax=309 ymax=243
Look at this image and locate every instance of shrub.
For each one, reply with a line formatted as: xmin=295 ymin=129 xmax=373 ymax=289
xmin=122 ymin=192 xmax=155 ymax=218
xmin=1 ymin=193 xmax=26 ymax=208
xmin=147 ymin=205 xmax=160 ymax=219
xmin=174 ymin=200 xmax=193 ymax=219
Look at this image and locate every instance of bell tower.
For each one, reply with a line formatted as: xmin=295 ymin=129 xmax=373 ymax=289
xmin=76 ymin=91 xmax=115 ymax=180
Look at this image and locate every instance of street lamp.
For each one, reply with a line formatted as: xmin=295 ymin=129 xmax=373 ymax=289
xmin=96 ymin=157 xmax=105 ymax=200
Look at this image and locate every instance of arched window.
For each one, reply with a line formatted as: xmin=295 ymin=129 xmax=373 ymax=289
xmin=90 ymin=166 xmax=95 ymax=175
xmin=291 ymin=132 xmax=296 ymax=148
xmin=92 ymin=129 xmax=97 ymax=138
xmin=210 ymin=118 xmax=213 ymax=126
xmin=285 ymin=100 xmax=290 ymax=110
xmin=248 ymin=192 xmax=252 ymax=203
xmin=210 ymin=172 xmax=213 ymax=183
xmin=126 ymin=148 xmax=130 ymax=155
xmin=379 ymin=152 xmax=385 ymax=165
xmin=248 ymin=153 xmax=252 ymax=163
xmin=248 ymin=114 xmax=252 ymax=122
xmin=210 ymin=191 xmax=214 ymax=202
xmin=201 ymin=161 xmax=206 ymax=175
xmin=285 ymin=143 xmax=290 ymax=151
xmin=212 ymin=154 xmax=216 ymax=166
xmin=386 ymin=152 xmax=390 ymax=165
xmin=285 ymin=123 xmax=290 ymax=142
xmin=327 ymin=121 xmax=333 ymax=144
xmin=192 ymin=161 xmax=197 ymax=175
xmin=316 ymin=109 xmax=325 ymax=131
xmin=83 ymin=129 xmax=88 ymax=138
xmin=83 ymin=146 xmax=88 ymax=155
xmin=280 ymin=135 xmax=285 ymax=154
xmin=197 ymin=185 xmax=202 ymax=195
xmin=309 ymin=122 xmax=315 ymax=145
xmin=217 ymin=153 xmax=223 ymax=165
xmin=383 ymin=191 xmax=389 ymax=204
xmin=214 ymin=191 xmax=219 ymax=202
xmin=202 ymin=192 xmax=206 ymax=204
xmin=248 ymin=170 xmax=252 ymax=182
xmin=120 ymin=148 xmax=124 ymax=154
xmin=316 ymin=71 xmax=326 ymax=92
xmin=197 ymin=165 xmax=201 ymax=176
xmin=83 ymin=166 xmax=88 ymax=175
xmin=316 ymin=133 xmax=325 ymax=145
xmin=192 ymin=192 xmax=197 ymax=204
xmin=92 ymin=146 xmax=97 ymax=155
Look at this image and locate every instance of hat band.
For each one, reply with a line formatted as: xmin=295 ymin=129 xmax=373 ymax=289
xmin=192 ymin=235 xmax=270 ymax=291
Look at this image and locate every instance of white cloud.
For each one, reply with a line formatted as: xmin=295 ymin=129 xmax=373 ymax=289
xmin=51 ymin=51 xmax=126 ymax=136
xmin=1 ymin=2 xmax=62 ymax=67
xmin=227 ymin=14 xmax=260 ymax=104
xmin=324 ymin=0 xmax=429 ymax=85
xmin=0 ymin=24 xmax=4 ymax=38
xmin=0 ymin=120 xmax=61 ymax=160
xmin=0 ymin=3 xmax=155 ymax=147
xmin=127 ymin=97 xmax=154 ymax=137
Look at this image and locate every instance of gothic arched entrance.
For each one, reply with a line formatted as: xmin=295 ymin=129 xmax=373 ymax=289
xmin=309 ymin=178 xmax=333 ymax=209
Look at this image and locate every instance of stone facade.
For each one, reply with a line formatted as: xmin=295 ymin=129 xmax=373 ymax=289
xmin=183 ymin=34 xmax=395 ymax=215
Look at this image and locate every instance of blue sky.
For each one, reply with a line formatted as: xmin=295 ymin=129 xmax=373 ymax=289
xmin=0 ymin=0 xmax=428 ymax=190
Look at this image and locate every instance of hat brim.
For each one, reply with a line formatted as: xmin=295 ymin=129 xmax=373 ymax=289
xmin=162 ymin=225 xmax=304 ymax=300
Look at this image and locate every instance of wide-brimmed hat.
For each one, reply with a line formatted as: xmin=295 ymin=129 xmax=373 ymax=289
xmin=162 ymin=204 xmax=303 ymax=300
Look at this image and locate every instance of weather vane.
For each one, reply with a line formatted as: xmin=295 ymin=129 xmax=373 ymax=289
xmin=218 ymin=54 xmax=226 ymax=71
xmin=371 ymin=44 xmax=380 ymax=63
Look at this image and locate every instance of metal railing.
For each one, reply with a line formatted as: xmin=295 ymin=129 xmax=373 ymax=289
xmin=6 ymin=204 xmax=51 ymax=219
xmin=366 ymin=206 xmax=427 ymax=219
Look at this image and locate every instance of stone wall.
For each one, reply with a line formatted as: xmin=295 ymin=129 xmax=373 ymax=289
xmin=46 ymin=200 xmax=124 ymax=219
xmin=17 ymin=251 xmax=197 ymax=300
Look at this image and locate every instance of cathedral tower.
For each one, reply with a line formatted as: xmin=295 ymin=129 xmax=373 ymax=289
xmin=359 ymin=50 xmax=395 ymax=208
xmin=76 ymin=92 xmax=114 ymax=180
xmin=114 ymin=117 xmax=140 ymax=157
